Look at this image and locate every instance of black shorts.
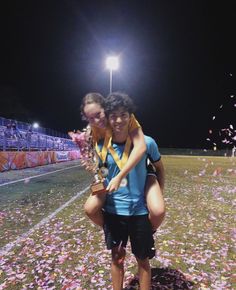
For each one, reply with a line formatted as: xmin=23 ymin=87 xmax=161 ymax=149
xmin=103 ymin=212 xmax=155 ymax=260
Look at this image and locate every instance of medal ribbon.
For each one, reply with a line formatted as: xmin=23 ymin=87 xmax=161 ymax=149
xmin=95 ymin=130 xmax=111 ymax=163
xmin=107 ymin=136 xmax=132 ymax=170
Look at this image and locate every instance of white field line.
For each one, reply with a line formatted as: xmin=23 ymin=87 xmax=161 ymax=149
xmin=0 ymin=185 xmax=90 ymax=256
xmin=0 ymin=164 xmax=82 ymax=187
xmin=163 ymin=155 xmax=233 ymax=159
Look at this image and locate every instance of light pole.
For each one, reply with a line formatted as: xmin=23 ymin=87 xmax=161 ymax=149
xmin=105 ymin=56 xmax=119 ymax=93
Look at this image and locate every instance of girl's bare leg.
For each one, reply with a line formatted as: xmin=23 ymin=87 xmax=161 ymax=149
xmin=84 ymin=193 xmax=106 ymax=227
xmin=145 ymin=176 xmax=165 ymax=231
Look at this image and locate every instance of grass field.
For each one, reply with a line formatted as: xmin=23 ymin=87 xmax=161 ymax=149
xmin=0 ymin=156 xmax=235 ymax=289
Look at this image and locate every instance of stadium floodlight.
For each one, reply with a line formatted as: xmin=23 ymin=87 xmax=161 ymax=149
xmin=105 ymin=56 xmax=119 ymax=93
xmin=32 ymin=122 xmax=39 ymax=129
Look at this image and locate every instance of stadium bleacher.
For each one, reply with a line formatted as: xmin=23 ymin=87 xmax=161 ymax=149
xmin=0 ymin=116 xmax=77 ymax=151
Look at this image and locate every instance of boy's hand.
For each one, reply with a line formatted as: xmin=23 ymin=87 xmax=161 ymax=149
xmin=106 ymin=175 xmax=122 ymax=193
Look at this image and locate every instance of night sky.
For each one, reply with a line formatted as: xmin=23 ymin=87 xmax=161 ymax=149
xmin=0 ymin=1 xmax=235 ymax=149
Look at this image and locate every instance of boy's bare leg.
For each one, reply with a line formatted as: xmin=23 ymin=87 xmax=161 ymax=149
xmin=136 ymin=257 xmax=151 ymax=290
xmin=84 ymin=193 xmax=106 ymax=227
xmin=111 ymin=247 xmax=126 ymax=290
xmin=145 ymin=176 xmax=165 ymax=231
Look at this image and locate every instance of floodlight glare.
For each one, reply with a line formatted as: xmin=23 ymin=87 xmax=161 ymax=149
xmin=32 ymin=122 xmax=39 ymax=129
xmin=106 ymin=56 xmax=119 ymax=71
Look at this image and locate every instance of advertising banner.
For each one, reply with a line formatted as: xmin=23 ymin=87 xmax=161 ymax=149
xmin=0 ymin=150 xmax=80 ymax=172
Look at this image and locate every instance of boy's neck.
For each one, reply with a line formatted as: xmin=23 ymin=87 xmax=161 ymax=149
xmin=112 ymin=129 xmax=129 ymax=143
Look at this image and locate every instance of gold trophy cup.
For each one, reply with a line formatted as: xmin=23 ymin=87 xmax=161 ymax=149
xmin=90 ymin=165 xmax=107 ymax=195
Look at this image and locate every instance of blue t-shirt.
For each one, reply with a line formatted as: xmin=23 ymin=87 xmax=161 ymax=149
xmin=99 ymin=135 xmax=161 ymax=216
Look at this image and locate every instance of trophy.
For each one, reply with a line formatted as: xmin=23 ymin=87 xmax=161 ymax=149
xmin=68 ymin=127 xmax=108 ymax=195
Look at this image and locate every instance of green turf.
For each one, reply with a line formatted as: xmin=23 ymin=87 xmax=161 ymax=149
xmin=0 ymin=165 xmax=91 ymax=248
xmin=0 ymin=156 xmax=235 ymax=289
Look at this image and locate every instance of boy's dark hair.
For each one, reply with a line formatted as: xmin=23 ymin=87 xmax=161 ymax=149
xmin=80 ymin=92 xmax=105 ymax=120
xmin=105 ymin=92 xmax=136 ymax=116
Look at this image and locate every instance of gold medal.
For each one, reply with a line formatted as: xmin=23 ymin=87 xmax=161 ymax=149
xmin=120 ymin=178 xmax=128 ymax=187
xmin=99 ymin=166 xmax=109 ymax=178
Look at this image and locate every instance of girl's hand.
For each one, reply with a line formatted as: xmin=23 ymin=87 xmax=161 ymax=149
xmin=106 ymin=175 xmax=122 ymax=193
